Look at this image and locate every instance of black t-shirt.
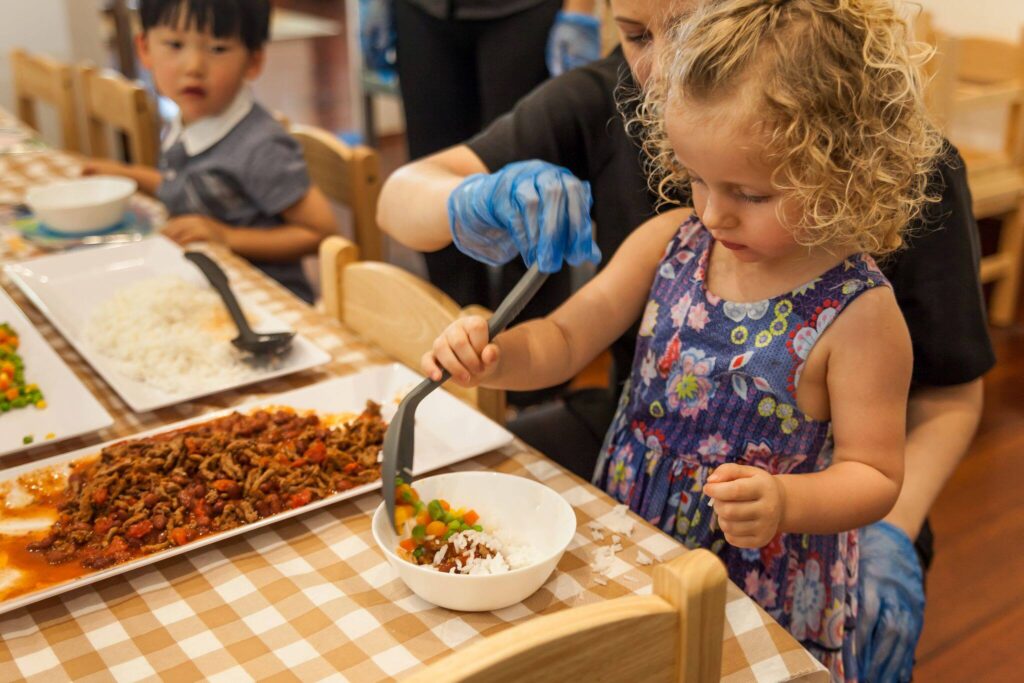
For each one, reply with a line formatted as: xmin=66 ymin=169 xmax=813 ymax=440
xmin=467 ymin=49 xmax=995 ymax=388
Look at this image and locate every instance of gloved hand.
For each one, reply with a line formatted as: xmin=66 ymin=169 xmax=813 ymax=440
xmin=546 ymin=11 xmax=602 ymax=77
xmin=856 ymin=520 xmax=926 ymax=683
xmin=448 ymin=160 xmax=601 ymax=273
xmin=359 ymin=0 xmax=396 ymax=73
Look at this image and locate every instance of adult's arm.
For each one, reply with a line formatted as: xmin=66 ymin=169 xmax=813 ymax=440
xmin=885 ymin=380 xmax=984 ymax=538
xmin=378 ymin=52 xmax=622 ymax=251
xmin=376 ymin=145 xmax=488 ymax=252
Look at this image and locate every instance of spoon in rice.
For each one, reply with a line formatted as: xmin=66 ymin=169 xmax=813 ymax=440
xmin=184 ymin=251 xmax=295 ymax=356
xmin=382 ymin=264 xmax=549 ymax=526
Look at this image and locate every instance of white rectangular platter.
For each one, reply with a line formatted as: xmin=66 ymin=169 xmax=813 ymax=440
xmin=0 ymin=363 xmax=515 ymax=615
xmin=0 ymin=286 xmax=112 ymax=458
xmin=3 ymin=236 xmax=331 ymax=412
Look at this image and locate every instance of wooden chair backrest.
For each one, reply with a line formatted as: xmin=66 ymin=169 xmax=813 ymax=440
xmin=405 ymin=549 xmax=728 ymax=683
xmin=319 ymin=237 xmax=505 ymax=423
xmin=10 ymin=48 xmax=79 ymax=152
xmin=78 ymin=64 xmax=160 ymax=166
xmin=929 ymin=28 xmax=1024 ymax=169
xmin=291 ymin=124 xmax=385 ymax=262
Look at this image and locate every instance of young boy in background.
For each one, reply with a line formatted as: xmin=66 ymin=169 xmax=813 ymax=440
xmin=86 ymin=0 xmax=336 ymax=303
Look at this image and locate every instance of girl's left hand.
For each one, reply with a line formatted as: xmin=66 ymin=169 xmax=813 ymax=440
xmin=703 ymin=464 xmax=785 ymax=548
xmin=162 ymin=215 xmax=227 ymax=246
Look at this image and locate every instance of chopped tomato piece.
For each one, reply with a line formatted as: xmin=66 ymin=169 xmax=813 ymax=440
xmin=288 ymin=489 xmax=313 ymax=508
xmin=127 ymin=520 xmax=154 ymax=539
xmin=170 ymin=527 xmax=191 ymax=546
xmin=304 ymin=440 xmax=327 ymax=463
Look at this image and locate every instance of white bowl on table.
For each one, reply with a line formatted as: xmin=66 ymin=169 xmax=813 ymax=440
xmin=371 ymin=471 xmax=577 ymax=612
xmin=25 ymin=176 xmax=136 ymax=235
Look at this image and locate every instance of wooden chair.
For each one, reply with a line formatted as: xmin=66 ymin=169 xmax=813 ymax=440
xmin=923 ymin=22 xmax=1024 ymax=326
xmin=405 ymin=549 xmax=728 ymax=683
xmin=319 ymin=236 xmax=505 ymax=423
xmin=78 ymin=64 xmax=160 ymax=167
xmin=291 ymin=124 xmax=385 ymax=262
xmin=10 ymin=48 xmax=80 ymax=152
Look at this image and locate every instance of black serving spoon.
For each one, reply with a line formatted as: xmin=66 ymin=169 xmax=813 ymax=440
xmin=382 ymin=263 xmax=549 ymax=526
xmin=184 ymin=251 xmax=295 ymax=356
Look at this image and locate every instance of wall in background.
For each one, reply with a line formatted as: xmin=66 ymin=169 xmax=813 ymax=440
xmin=920 ymin=0 xmax=1024 ymax=41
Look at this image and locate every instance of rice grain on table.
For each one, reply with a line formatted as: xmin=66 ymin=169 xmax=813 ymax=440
xmin=84 ymin=275 xmax=259 ymax=394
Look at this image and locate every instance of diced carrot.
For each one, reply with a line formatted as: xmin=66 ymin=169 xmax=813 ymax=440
xmin=399 ymin=538 xmax=418 ymax=552
xmin=416 ymin=510 xmax=432 ymax=527
xmin=439 ymin=500 xmax=450 ymax=511
xmin=426 ymin=520 xmax=447 ymax=537
xmin=91 ymin=487 xmax=108 ymax=505
xmin=394 ymin=504 xmax=414 ymax=528
xmin=212 ymin=479 xmax=237 ymax=492
xmin=463 ymin=510 xmax=479 ymax=526
xmin=5 ymin=388 xmax=17 ymax=401
xmin=170 ymin=527 xmax=190 ymax=546
xmin=343 ymin=462 xmax=359 ymax=473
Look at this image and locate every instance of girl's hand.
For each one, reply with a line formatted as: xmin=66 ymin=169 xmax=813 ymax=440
xmin=703 ymin=464 xmax=785 ymax=548
xmin=162 ymin=215 xmax=227 ymax=246
xmin=421 ymin=316 xmax=500 ymax=387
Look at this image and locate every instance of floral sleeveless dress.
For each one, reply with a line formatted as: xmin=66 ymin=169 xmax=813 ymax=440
xmin=596 ymin=216 xmax=890 ymax=682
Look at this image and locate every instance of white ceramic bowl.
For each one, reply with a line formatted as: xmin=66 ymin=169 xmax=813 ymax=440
xmin=372 ymin=471 xmax=577 ymax=612
xmin=25 ymin=176 xmax=137 ymax=235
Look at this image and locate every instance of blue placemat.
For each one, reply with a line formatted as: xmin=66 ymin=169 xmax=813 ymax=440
xmin=13 ymin=205 xmax=154 ymax=247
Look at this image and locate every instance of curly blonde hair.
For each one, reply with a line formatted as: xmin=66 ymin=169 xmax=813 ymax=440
xmin=638 ymin=0 xmax=944 ymax=254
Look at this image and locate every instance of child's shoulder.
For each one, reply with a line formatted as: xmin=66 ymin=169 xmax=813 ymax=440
xmin=224 ymin=102 xmax=294 ymax=152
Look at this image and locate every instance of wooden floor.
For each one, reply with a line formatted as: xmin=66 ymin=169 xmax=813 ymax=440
xmin=264 ymin=2 xmax=1024 ymax=679
xmin=915 ymin=313 xmax=1024 ymax=682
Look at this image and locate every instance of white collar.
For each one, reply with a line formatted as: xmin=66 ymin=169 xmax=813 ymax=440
xmin=163 ymin=87 xmax=255 ymax=157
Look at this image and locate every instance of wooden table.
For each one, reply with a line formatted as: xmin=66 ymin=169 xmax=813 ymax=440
xmin=0 ymin=111 xmax=827 ymax=682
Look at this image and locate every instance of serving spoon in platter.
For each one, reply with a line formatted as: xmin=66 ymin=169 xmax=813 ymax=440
xmin=382 ymin=264 xmax=549 ymax=526
xmin=184 ymin=251 xmax=295 ymax=357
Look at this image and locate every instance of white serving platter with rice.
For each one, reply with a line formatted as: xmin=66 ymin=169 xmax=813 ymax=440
xmin=3 ymin=236 xmax=331 ymax=413
xmin=0 ymin=288 xmax=112 ymax=458
xmin=0 ymin=363 xmax=515 ymax=615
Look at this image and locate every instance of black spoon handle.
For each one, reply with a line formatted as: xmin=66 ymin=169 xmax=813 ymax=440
xmin=184 ymin=251 xmax=254 ymax=337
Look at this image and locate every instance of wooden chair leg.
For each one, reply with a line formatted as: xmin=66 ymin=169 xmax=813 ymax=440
xmin=989 ymin=202 xmax=1024 ymax=326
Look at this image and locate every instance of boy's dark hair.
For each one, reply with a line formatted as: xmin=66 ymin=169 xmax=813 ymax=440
xmin=139 ymin=0 xmax=271 ymax=51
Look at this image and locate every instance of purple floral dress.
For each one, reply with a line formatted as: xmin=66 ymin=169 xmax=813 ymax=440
xmin=597 ymin=216 xmax=890 ymax=682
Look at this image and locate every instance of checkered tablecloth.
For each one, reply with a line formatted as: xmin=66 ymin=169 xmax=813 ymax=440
xmin=0 ymin=112 xmax=828 ymax=682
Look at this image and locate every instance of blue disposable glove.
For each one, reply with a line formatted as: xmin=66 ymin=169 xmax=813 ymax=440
xmin=448 ymin=160 xmax=601 ymax=273
xmin=856 ymin=521 xmax=926 ymax=683
xmin=359 ymin=0 xmax=396 ymax=73
xmin=546 ymin=11 xmax=601 ymax=77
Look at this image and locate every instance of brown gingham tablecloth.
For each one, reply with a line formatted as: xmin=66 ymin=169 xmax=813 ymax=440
xmin=0 ymin=110 xmax=828 ymax=682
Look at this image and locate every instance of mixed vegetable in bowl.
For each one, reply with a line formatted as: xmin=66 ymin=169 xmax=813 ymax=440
xmin=392 ymin=479 xmax=537 ymax=575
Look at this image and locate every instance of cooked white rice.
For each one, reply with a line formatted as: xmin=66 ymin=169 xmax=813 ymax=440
xmin=84 ymin=275 xmax=259 ymax=394
xmin=432 ymin=529 xmax=540 ymax=575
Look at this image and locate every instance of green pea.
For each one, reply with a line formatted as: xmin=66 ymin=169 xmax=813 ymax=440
xmin=412 ymin=545 xmax=425 ymax=558
xmin=443 ymin=529 xmax=457 ymax=541
xmin=412 ymin=524 xmax=426 ymax=540
xmin=472 ymin=524 xmax=483 ymax=532
xmin=428 ymin=500 xmax=444 ymax=520
xmin=447 ymin=520 xmax=461 ymax=531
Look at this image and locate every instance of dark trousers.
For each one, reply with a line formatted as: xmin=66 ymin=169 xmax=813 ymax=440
xmin=395 ymin=0 xmax=571 ymax=404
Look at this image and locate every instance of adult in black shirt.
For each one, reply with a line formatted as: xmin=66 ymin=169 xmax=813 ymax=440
xmin=378 ymin=1 xmax=993 ymax=677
